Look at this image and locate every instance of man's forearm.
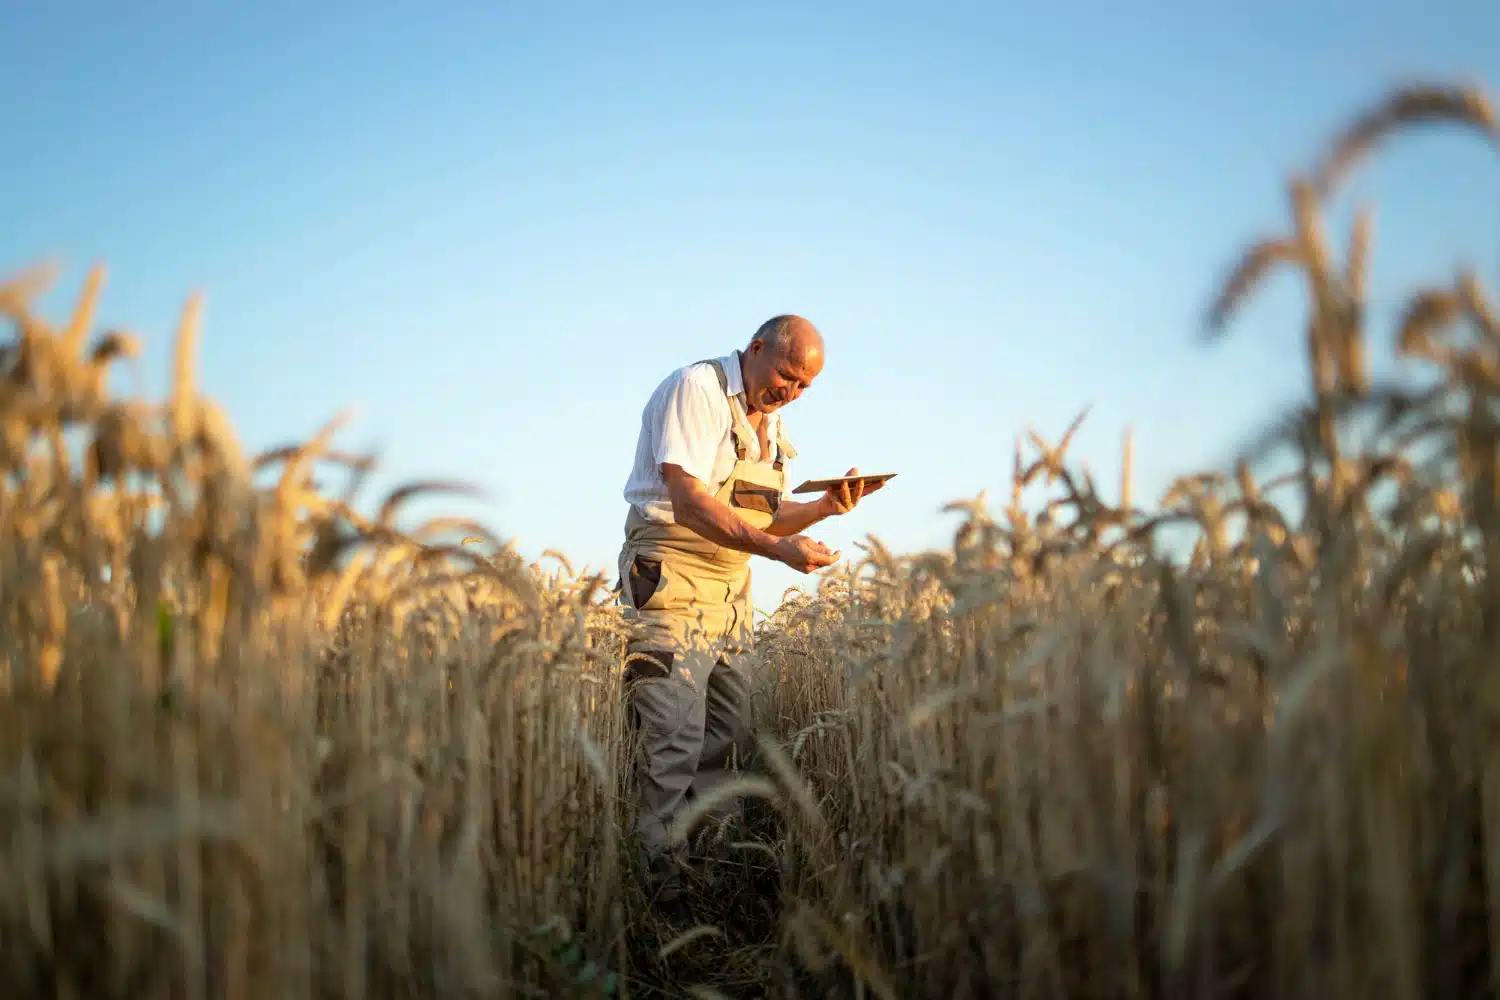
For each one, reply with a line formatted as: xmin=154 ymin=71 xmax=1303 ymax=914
xmin=673 ymin=488 xmax=782 ymax=558
xmin=766 ymin=497 xmax=832 ymax=537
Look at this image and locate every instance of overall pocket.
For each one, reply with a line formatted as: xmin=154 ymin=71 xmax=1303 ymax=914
xmin=627 ymin=555 xmax=664 ymax=609
xmin=628 ymin=553 xmax=693 ymax=611
xmin=729 ymin=479 xmax=781 ymax=515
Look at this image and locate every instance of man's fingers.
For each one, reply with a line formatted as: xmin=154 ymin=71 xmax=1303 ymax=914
xmin=797 ymin=537 xmax=840 ymax=570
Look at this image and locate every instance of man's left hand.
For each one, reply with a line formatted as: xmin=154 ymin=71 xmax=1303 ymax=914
xmin=820 ymin=466 xmax=885 ymax=517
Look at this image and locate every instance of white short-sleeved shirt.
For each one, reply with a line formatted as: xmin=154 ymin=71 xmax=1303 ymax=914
xmin=623 ymin=352 xmax=788 ymax=524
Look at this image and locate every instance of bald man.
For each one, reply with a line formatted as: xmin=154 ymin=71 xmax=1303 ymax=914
xmin=618 ymin=315 xmax=880 ymax=902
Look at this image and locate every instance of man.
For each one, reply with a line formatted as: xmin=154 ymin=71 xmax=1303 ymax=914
xmin=617 ymin=314 xmax=879 ymax=900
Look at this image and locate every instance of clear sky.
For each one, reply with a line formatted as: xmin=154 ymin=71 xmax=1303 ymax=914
xmin=5 ymin=3 xmax=1499 ymax=613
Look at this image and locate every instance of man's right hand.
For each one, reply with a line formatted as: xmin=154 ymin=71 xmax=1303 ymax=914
xmin=773 ymin=535 xmax=840 ymax=573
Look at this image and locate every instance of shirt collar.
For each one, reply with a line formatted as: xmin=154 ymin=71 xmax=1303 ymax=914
xmin=718 ymin=350 xmax=748 ymax=397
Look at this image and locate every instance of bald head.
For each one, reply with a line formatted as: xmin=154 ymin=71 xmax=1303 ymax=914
xmin=741 ymin=314 xmax=824 ymax=414
xmin=749 ymin=314 xmax=824 ymax=367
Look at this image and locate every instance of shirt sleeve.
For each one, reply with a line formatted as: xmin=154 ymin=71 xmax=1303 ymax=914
xmin=652 ymin=369 xmax=727 ymax=485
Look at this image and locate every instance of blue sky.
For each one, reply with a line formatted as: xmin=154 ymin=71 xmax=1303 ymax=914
xmin=4 ymin=3 xmax=1499 ymax=612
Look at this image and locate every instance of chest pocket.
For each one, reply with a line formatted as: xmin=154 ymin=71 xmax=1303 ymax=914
xmin=730 ymin=480 xmax=781 ymax=515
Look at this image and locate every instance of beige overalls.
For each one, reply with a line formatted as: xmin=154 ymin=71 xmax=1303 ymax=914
xmin=618 ymin=353 xmax=795 ymax=856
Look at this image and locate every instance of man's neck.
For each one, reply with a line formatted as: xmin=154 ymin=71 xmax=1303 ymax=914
xmin=737 ymin=350 xmax=766 ymax=423
xmin=736 ymin=350 xmax=755 ymax=414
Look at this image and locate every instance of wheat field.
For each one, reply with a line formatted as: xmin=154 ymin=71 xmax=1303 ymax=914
xmin=2 ymin=83 xmax=1499 ymax=998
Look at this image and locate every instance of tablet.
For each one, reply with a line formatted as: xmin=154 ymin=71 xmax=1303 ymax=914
xmin=790 ymin=473 xmax=898 ymax=495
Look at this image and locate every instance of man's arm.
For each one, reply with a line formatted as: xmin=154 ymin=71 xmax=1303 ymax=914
xmin=662 ymin=464 xmax=837 ymax=573
xmin=663 ymin=463 xmax=780 ymax=557
xmin=767 ymin=466 xmax=885 ymax=536
xmin=765 ymin=496 xmax=834 ymax=537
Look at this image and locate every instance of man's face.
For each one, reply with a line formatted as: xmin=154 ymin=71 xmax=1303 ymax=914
xmin=745 ymin=338 xmax=824 ymax=414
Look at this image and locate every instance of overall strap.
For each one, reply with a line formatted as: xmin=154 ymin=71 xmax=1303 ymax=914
xmin=710 ymin=351 xmax=795 ymax=468
xmin=699 ymin=357 xmax=732 ymax=397
xmin=772 ymin=421 xmax=797 ymax=470
xmin=699 ymin=355 xmax=755 ymax=461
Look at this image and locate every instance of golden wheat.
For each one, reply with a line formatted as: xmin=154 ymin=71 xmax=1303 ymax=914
xmin=3 ymin=79 xmax=1498 ymax=999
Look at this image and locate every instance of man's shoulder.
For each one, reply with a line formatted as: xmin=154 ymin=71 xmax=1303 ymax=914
xmin=653 ymin=359 xmax=725 ymax=402
xmin=679 ymin=359 xmax=722 ymax=387
xmin=642 ymin=361 xmax=730 ymax=431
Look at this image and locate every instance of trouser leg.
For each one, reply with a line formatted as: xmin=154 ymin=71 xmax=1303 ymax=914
xmin=688 ymin=652 xmax=754 ymax=836
xmin=627 ymin=647 xmax=718 ymax=857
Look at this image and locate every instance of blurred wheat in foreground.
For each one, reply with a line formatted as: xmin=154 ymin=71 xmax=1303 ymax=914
xmin=3 ymin=82 xmax=1500 ymax=999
